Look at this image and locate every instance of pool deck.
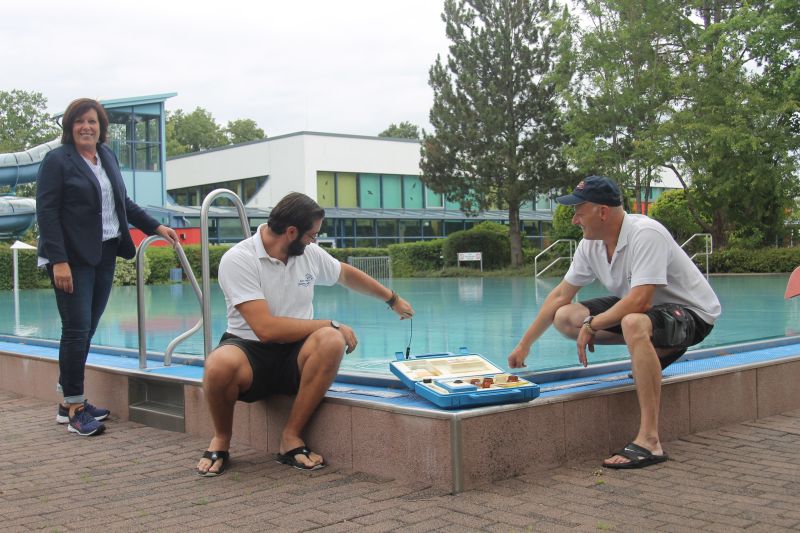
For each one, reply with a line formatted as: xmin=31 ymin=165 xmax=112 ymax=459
xmin=3 ymin=335 xmax=800 ymax=495
xmin=3 ymin=388 xmax=800 ymax=532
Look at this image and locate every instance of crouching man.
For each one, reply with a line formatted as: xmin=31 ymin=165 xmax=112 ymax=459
xmin=196 ymin=192 xmax=414 ymax=476
xmin=508 ymin=176 xmax=720 ymax=469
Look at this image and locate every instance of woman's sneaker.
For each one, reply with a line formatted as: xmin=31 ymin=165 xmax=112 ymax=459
xmin=68 ymin=409 xmax=105 ymax=436
xmin=56 ymin=401 xmax=110 ymax=424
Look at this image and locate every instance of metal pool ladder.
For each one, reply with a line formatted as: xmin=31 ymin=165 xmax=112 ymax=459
xmin=134 ymin=188 xmax=251 ymax=369
xmin=681 ymin=233 xmax=713 ymax=278
xmin=534 ymin=239 xmax=577 ymax=278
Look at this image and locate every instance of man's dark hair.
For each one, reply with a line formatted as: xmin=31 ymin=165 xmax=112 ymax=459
xmin=61 ymin=98 xmax=109 ymax=145
xmin=267 ymin=192 xmax=325 ymax=235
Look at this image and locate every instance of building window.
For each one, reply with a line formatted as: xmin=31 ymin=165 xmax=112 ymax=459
xmin=403 ymin=176 xmax=423 ymax=208
xmin=337 ymin=173 xmax=358 ymax=208
xmin=359 ymin=173 xmax=381 ymax=208
xmin=382 ymin=174 xmax=403 ymax=208
xmin=317 ymin=172 xmax=336 ymax=207
xmin=106 ymin=107 xmax=162 ymax=171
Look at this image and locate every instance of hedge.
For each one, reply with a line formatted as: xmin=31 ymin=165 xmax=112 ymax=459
xmin=441 ymin=229 xmax=511 ymax=270
xmin=388 ymin=240 xmax=444 ymax=277
xmin=5 ymin=241 xmax=800 ymax=287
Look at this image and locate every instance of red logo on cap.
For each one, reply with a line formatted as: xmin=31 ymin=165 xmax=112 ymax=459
xmin=576 ymin=181 xmax=586 ymax=190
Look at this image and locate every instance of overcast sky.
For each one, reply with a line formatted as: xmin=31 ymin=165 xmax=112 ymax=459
xmin=1 ymin=0 xmax=450 ymax=137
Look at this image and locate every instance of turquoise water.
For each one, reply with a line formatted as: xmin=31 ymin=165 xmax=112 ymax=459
xmin=2 ymin=274 xmax=799 ymax=374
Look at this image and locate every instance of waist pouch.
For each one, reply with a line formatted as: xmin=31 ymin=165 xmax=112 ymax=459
xmin=651 ymin=304 xmax=695 ymax=348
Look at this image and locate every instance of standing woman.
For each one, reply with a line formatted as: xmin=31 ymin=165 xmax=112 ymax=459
xmin=37 ymin=98 xmax=178 ymax=436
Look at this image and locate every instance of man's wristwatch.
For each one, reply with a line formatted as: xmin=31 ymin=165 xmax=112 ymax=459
xmin=582 ymin=315 xmax=596 ymax=334
xmin=330 ymin=320 xmax=341 ymax=329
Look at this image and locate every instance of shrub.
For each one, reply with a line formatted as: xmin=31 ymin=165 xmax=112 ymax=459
xmin=388 ymin=240 xmax=444 ymax=277
xmin=145 ymin=246 xmax=180 ymax=283
xmin=326 ymin=247 xmax=390 ymax=263
xmin=649 ymin=189 xmax=704 ymax=242
xmin=550 ymin=204 xmax=582 ymax=241
xmin=0 ymin=241 xmax=50 ymax=290
xmin=442 ymin=229 xmax=510 ymax=270
xmin=113 ymin=256 xmax=150 ymax=286
xmin=470 ymin=221 xmax=509 ymax=235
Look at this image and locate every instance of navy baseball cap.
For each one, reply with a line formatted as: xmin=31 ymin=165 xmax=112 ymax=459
xmin=556 ymin=175 xmax=622 ymax=207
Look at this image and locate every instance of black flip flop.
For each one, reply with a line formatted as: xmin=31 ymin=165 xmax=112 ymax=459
xmin=275 ymin=446 xmax=326 ymax=471
xmin=196 ymin=450 xmax=229 ymax=477
xmin=603 ymin=442 xmax=668 ymax=469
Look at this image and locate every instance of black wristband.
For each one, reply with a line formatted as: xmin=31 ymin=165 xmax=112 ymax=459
xmin=385 ymin=290 xmax=398 ymax=309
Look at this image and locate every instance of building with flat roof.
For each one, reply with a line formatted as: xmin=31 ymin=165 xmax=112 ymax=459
xmin=166 ymin=131 xmax=559 ymax=247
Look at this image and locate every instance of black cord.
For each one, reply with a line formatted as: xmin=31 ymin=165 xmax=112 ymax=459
xmin=405 ymin=318 xmax=413 ymax=359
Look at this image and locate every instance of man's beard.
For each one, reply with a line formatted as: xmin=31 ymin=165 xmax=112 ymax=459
xmin=288 ymin=234 xmax=307 ymax=256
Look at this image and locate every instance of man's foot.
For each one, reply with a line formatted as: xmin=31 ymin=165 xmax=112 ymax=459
xmin=196 ymin=451 xmax=229 ymax=477
xmin=57 ymin=400 xmax=110 ymax=424
xmin=603 ymin=442 xmax=667 ymax=469
xmin=67 ymin=408 xmax=106 ymax=436
xmin=276 ymin=446 xmax=326 ymax=471
xmin=197 ymin=436 xmax=230 ymax=476
xmin=279 ymin=436 xmax=323 ymax=469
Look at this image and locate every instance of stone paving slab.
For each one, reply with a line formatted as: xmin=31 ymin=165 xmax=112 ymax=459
xmin=2 ymin=389 xmax=800 ymax=532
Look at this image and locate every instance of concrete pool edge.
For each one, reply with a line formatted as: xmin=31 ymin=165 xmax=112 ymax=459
xmin=2 ymin=336 xmax=800 ymax=492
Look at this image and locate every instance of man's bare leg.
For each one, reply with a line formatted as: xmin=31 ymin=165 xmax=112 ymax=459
xmin=197 ymin=346 xmax=253 ymax=475
xmin=604 ymin=313 xmax=664 ymax=465
xmin=279 ymin=327 xmax=345 ymax=468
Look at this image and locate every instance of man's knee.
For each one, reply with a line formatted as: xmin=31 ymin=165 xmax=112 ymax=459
xmin=553 ymin=304 xmax=585 ymax=337
xmin=303 ymin=328 xmax=345 ymax=369
xmin=204 ymin=346 xmax=248 ymax=387
xmin=620 ymin=313 xmax=652 ymax=343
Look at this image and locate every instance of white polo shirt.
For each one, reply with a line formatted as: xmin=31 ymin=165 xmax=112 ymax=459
xmin=564 ymin=213 xmax=721 ymax=324
xmin=218 ymin=224 xmax=342 ymax=340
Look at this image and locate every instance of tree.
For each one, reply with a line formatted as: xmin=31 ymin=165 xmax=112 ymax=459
xmin=566 ymin=0 xmax=689 ymax=214
xmin=0 ymin=90 xmax=59 ymax=153
xmin=225 ymin=119 xmax=266 ymax=145
xmin=165 ymin=107 xmax=227 ymax=156
xmin=378 ymin=121 xmax=421 ymax=139
xmin=421 ymin=0 xmax=573 ymax=267
xmin=658 ymin=0 xmax=800 ymax=247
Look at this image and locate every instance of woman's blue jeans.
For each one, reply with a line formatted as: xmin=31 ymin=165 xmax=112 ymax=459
xmin=47 ymin=239 xmax=118 ymax=404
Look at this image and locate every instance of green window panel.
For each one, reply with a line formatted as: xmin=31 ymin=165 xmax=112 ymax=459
xmin=359 ymin=173 xmax=381 ymax=208
xmin=521 ymin=200 xmax=534 ymax=210
xmin=445 ymin=196 xmax=461 ymax=210
xmin=382 ymin=174 xmax=402 ymax=208
xmin=426 ymin=186 xmax=443 ymax=208
xmin=337 ymin=172 xmax=357 ymax=207
xmin=317 ymin=172 xmax=335 ymax=207
xmin=403 ymin=176 xmax=423 ymax=208
xmin=535 ymin=194 xmax=551 ymax=211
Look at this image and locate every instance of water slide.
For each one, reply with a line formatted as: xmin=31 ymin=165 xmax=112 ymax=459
xmin=0 ymin=139 xmax=59 ymax=238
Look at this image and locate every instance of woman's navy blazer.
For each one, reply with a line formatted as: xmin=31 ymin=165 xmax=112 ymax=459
xmin=36 ymin=143 xmax=161 ymax=266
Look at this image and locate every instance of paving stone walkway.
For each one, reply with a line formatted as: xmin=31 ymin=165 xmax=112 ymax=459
xmin=2 ymin=389 xmax=800 ymax=532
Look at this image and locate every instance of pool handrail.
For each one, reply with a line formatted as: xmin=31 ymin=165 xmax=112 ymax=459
xmin=534 ymin=239 xmax=576 ymax=278
xmin=200 ymin=189 xmax=251 ymax=356
xmin=681 ymin=233 xmax=712 ymax=278
xmin=135 ymin=237 xmax=203 ymax=369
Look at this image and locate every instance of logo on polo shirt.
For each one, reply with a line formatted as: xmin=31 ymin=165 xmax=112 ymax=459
xmin=298 ymin=273 xmax=314 ymax=287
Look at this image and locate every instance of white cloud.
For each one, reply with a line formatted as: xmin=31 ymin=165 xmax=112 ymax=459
xmin=0 ymin=0 xmax=449 ymax=136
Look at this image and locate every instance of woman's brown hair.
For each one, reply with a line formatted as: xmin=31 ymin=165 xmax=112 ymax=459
xmin=60 ymin=98 xmax=109 ymax=145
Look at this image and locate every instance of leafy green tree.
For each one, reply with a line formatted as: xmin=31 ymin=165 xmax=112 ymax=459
xmin=648 ymin=189 xmax=704 ymax=243
xmin=550 ymin=204 xmax=582 ymax=241
xmin=658 ymin=0 xmax=799 ymax=247
xmin=421 ymin=0 xmax=574 ymax=267
xmin=566 ymin=1 xmax=688 ymax=214
xmin=0 ymin=90 xmax=59 ymax=152
xmin=225 ymin=119 xmax=266 ymax=145
xmin=165 ymin=107 xmax=227 ymax=156
xmin=378 ymin=121 xmax=421 ymax=139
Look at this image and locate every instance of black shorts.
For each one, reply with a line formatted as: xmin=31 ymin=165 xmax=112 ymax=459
xmin=580 ymin=296 xmax=714 ymax=369
xmin=217 ymin=332 xmax=304 ymax=403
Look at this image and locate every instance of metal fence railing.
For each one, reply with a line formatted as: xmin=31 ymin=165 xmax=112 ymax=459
xmin=349 ymin=256 xmax=392 ymax=280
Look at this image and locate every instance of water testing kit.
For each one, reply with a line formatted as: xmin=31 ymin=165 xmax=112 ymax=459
xmin=389 ymin=351 xmax=540 ymax=409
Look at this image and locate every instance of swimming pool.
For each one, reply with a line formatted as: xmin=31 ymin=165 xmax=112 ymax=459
xmin=2 ymin=274 xmax=798 ymax=374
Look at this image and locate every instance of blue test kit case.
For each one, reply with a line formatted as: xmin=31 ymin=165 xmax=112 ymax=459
xmin=390 ymin=351 xmax=540 ymax=409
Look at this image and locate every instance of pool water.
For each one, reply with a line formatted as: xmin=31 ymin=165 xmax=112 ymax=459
xmin=2 ymin=274 xmax=798 ymax=375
